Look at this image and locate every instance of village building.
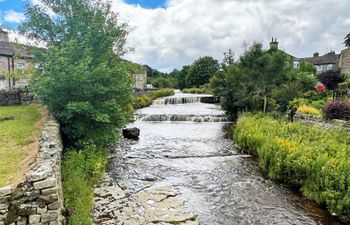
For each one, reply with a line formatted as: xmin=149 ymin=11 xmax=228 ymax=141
xmin=269 ymin=38 xmax=350 ymax=75
xmin=132 ymin=70 xmax=147 ymax=91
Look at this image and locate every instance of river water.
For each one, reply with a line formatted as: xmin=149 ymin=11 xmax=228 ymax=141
xmin=97 ymin=92 xmax=343 ymax=225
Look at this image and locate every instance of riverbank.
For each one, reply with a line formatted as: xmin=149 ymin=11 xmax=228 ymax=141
xmin=234 ymin=113 xmax=350 ymax=223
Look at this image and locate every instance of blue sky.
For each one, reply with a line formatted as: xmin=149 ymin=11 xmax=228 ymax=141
xmin=0 ymin=0 xmax=166 ymax=27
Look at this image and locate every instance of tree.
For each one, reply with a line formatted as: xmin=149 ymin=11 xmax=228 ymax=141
xmin=21 ymin=0 xmax=133 ymax=147
xmin=176 ymin=65 xmax=190 ymax=90
xmin=186 ymin=56 xmax=220 ymax=87
xmin=345 ymin=32 xmax=350 ymax=47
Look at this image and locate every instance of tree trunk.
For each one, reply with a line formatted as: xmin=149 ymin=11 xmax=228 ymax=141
xmin=263 ymin=95 xmax=267 ymax=114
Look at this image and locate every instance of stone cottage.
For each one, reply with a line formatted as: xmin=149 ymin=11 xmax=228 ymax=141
xmin=269 ymin=38 xmax=350 ymax=75
xmin=0 ymin=28 xmax=40 ymax=90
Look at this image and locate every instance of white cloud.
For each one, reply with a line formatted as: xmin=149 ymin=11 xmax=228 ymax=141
xmin=4 ymin=10 xmax=25 ymax=23
xmin=107 ymin=0 xmax=350 ymax=72
xmin=8 ymin=0 xmax=350 ymax=72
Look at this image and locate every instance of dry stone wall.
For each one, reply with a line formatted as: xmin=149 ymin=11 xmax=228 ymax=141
xmin=0 ymin=118 xmax=65 ymax=225
xmin=0 ymin=90 xmax=34 ymax=106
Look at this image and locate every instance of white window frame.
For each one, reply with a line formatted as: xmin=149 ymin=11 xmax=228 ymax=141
xmin=316 ymin=65 xmax=323 ymax=72
xmin=327 ymin=64 xmax=333 ymax=71
xmin=293 ymin=61 xmax=300 ymax=69
xmin=16 ymin=63 xmax=25 ymax=70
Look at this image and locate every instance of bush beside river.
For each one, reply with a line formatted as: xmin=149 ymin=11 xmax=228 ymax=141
xmin=234 ymin=113 xmax=350 ymax=223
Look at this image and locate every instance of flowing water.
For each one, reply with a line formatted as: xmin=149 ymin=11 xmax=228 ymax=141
xmin=103 ymin=92 xmax=343 ymax=225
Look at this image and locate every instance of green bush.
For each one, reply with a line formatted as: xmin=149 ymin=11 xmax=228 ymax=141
xmin=235 ymin=113 xmax=350 ymax=222
xmin=134 ymin=88 xmax=174 ymax=109
xmin=62 ymin=146 xmax=107 ymax=225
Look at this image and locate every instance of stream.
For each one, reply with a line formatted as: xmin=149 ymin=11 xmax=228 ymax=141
xmin=93 ymin=92 xmax=342 ymax=225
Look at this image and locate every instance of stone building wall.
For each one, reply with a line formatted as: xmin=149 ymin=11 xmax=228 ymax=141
xmin=340 ymin=48 xmax=350 ymax=75
xmin=0 ymin=118 xmax=65 ymax=225
xmin=0 ymin=90 xmax=34 ymax=106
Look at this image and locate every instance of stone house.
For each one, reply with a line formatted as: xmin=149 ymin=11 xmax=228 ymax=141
xmin=269 ymin=38 xmax=350 ymax=75
xmin=0 ymin=28 xmax=39 ymax=90
xmin=132 ymin=71 xmax=147 ymax=91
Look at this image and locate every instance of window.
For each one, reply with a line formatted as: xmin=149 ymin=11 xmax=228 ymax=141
xmin=16 ymin=63 xmax=25 ymax=70
xmin=293 ymin=61 xmax=300 ymax=69
xmin=315 ymin=65 xmax=323 ymax=72
xmin=34 ymin=63 xmax=41 ymax=69
xmin=327 ymin=64 xmax=333 ymax=71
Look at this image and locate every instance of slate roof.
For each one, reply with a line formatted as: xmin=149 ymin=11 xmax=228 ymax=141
xmin=0 ymin=41 xmax=14 ymax=56
xmin=302 ymin=52 xmax=340 ymax=65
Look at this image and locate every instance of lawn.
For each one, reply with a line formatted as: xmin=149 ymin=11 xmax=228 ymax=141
xmin=0 ymin=105 xmax=47 ymax=187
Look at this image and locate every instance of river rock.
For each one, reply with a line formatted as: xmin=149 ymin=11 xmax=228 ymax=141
xmin=122 ymin=127 xmax=140 ymax=140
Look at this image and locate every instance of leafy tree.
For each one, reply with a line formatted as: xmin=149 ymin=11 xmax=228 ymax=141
xmin=177 ymin=65 xmax=190 ymax=90
xmin=186 ymin=56 xmax=220 ymax=87
xmin=345 ymin=32 xmax=350 ymax=47
xmin=21 ymin=0 xmax=133 ymax=147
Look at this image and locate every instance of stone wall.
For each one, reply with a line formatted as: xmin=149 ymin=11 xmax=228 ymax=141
xmin=0 ymin=90 xmax=34 ymax=106
xmin=0 ymin=118 xmax=65 ymax=225
xmin=294 ymin=112 xmax=350 ymax=132
xmin=340 ymin=48 xmax=350 ymax=75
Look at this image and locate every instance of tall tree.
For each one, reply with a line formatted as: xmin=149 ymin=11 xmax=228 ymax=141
xmin=21 ymin=0 xmax=133 ymax=147
xmin=186 ymin=56 xmax=220 ymax=87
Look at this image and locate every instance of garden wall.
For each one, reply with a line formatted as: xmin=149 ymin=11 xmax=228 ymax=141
xmin=0 ymin=118 xmax=65 ymax=225
xmin=0 ymin=90 xmax=34 ymax=106
xmin=294 ymin=112 xmax=350 ymax=132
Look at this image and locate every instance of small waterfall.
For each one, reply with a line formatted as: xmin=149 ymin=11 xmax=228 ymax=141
xmin=154 ymin=96 xmax=202 ymax=105
xmin=135 ymin=114 xmax=227 ymax=122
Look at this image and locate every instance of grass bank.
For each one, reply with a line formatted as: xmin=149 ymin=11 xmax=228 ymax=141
xmin=62 ymin=147 xmax=107 ymax=225
xmin=234 ymin=113 xmax=350 ymax=223
xmin=134 ymin=88 xmax=174 ymax=109
xmin=182 ymin=87 xmax=209 ymax=94
xmin=0 ymin=105 xmax=47 ymax=187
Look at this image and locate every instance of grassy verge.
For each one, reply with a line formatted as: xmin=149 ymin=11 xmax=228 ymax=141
xmin=0 ymin=105 xmax=47 ymax=187
xmin=134 ymin=88 xmax=174 ymax=109
xmin=234 ymin=113 xmax=350 ymax=222
xmin=62 ymin=146 xmax=107 ymax=225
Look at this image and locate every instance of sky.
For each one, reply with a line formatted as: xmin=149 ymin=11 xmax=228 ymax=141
xmin=1 ymin=0 xmax=350 ymax=72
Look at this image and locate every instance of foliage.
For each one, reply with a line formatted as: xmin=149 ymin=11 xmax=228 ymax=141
xmin=134 ymin=89 xmax=174 ymax=109
xmin=62 ymin=147 xmax=107 ymax=225
xmin=324 ymin=100 xmax=350 ymax=120
xmin=182 ymin=87 xmax=206 ymax=94
xmin=235 ymin=114 xmax=350 ymax=222
xmin=149 ymin=76 xmax=177 ymax=88
xmin=186 ymin=56 xmax=220 ymax=87
xmin=345 ymin=32 xmax=350 ymax=47
xmin=176 ymin=66 xmax=190 ymax=90
xmin=21 ymin=0 xmax=133 ymax=147
xmin=272 ymin=81 xmax=303 ymax=112
xmin=0 ymin=105 xmax=45 ymax=187
xmin=318 ymin=71 xmax=345 ymax=90
xmin=297 ymin=105 xmax=322 ymax=115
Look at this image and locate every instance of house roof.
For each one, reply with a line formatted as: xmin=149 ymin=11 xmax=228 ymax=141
xmin=0 ymin=41 xmax=14 ymax=56
xmin=302 ymin=52 xmax=340 ymax=65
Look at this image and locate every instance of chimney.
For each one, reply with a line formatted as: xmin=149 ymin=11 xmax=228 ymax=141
xmin=0 ymin=28 xmax=9 ymax=42
xmin=270 ymin=37 xmax=279 ymax=50
xmin=313 ymin=52 xmax=319 ymax=57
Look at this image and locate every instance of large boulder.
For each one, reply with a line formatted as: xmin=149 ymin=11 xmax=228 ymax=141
xmin=122 ymin=127 xmax=140 ymax=140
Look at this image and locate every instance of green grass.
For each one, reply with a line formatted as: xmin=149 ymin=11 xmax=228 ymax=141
xmin=134 ymin=88 xmax=174 ymax=109
xmin=235 ymin=113 xmax=350 ymax=222
xmin=0 ymin=105 xmax=46 ymax=187
xmin=62 ymin=147 xmax=107 ymax=225
xmin=182 ymin=87 xmax=208 ymax=94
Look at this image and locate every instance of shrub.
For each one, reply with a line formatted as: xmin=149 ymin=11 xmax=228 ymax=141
xmin=62 ymin=146 xmax=107 ymax=225
xmin=324 ymin=100 xmax=350 ymax=120
xmin=235 ymin=114 xmax=350 ymax=222
xmin=297 ymin=105 xmax=321 ymax=115
xmin=318 ymin=71 xmax=344 ymax=90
